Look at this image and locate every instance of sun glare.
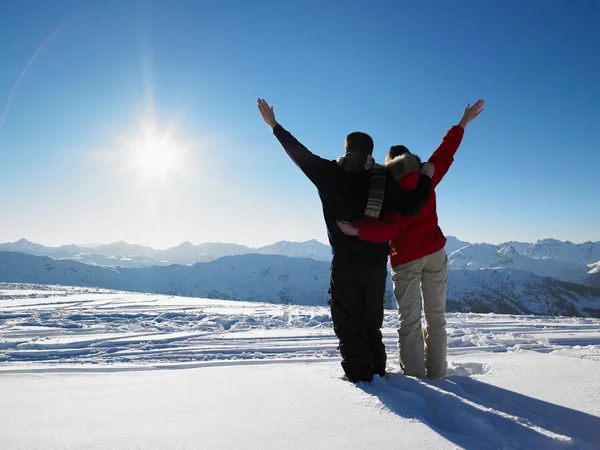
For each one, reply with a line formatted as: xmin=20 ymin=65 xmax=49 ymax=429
xmin=120 ymin=112 xmax=190 ymax=182
xmin=132 ymin=136 xmax=180 ymax=179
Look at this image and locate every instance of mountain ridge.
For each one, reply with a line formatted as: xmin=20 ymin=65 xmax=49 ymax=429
xmin=3 ymin=236 xmax=599 ymax=267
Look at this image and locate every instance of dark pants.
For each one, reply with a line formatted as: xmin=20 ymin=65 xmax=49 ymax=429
xmin=329 ymin=255 xmax=388 ymax=382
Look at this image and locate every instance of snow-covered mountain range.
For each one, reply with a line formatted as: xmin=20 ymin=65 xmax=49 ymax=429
xmin=525 ymin=238 xmax=600 ymax=264
xmin=446 ymin=239 xmax=600 ymax=285
xmin=1 ymin=236 xmax=599 ymax=317
xmin=0 ymin=238 xmax=331 ymax=267
xmin=0 ymin=251 xmax=330 ymax=306
xmin=1 ymin=250 xmax=599 ymax=318
xmin=3 ymin=237 xmax=598 ymax=274
xmin=447 ymin=243 xmax=589 ymax=283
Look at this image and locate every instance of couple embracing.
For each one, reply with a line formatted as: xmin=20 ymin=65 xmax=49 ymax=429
xmin=258 ymin=98 xmax=484 ymax=383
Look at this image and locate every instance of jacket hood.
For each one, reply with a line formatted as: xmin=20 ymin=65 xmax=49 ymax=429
xmin=386 ymin=154 xmax=421 ymax=181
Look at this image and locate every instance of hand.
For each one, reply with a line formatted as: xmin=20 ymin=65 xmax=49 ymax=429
xmin=458 ymin=99 xmax=484 ymax=129
xmin=257 ymin=98 xmax=278 ymax=129
xmin=336 ymin=221 xmax=359 ymax=236
xmin=420 ymin=162 xmax=435 ymax=178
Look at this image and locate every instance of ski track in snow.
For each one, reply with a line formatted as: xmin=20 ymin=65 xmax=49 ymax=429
xmin=1 ymin=283 xmax=599 ymax=369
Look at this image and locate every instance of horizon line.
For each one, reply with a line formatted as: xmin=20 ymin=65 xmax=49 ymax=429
xmin=1 ymin=236 xmax=599 ymax=251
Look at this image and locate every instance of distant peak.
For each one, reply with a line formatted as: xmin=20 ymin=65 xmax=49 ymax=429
xmin=303 ymin=239 xmax=324 ymax=245
xmin=269 ymin=239 xmax=326 ymax=246
xmin=535 ymin=238 xmax=562 ymax=245
xmin=497 ymin=245 xmax=518 ymax=256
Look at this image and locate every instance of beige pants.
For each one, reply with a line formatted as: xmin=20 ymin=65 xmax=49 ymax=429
xmin=391 ymin=248 xmax=448 ymax=379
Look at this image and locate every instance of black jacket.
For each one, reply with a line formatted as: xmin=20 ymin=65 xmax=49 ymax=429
xmin=273 ymin=124 xmax=431 ymax=264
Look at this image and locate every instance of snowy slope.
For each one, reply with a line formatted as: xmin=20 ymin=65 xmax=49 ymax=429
xmin=55 ymin=252 xmax=172 ymax=268
xmin=0 ymin=251 xmax=124 ymax=285
xmin=498 ymin=240 xmax=532 ymax=255
xmin=0 ymin=251 xmax=331 ymax=306
xmin=123 ymin=254 xmax=331 ymax=305
xmin=586 ymin=261 xmax=600 ymax=289
xmin=444 ymin=235 xmax=471 ymax=254
xmin=2 ymin=252 xmax=600 ymax=317
xmin=447 ymin=268 xmax=600 ymax=317
xmin=448 ymin=243 xmax=589 ymax=283
xmin=587 ymin=274 xmax=600 ymax=289
xmin=1 ymin=285 xmax=599 ymax=450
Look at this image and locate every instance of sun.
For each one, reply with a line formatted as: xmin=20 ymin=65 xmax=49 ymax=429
xmin=120 ymin=112 xmax=190 ymax=181
xmin=131 ymin=135 xmax=180 ymax=179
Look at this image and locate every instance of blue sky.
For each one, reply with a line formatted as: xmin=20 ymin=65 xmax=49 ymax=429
xmin=0 ymin=0 xmax=598 ymax=248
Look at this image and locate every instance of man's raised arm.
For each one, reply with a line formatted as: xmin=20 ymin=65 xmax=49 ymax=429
xmin=258 ymin=98 xmax=334 ymax=186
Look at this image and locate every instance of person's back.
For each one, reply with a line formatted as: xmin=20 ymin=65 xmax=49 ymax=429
xmin=384 ymin=121 xmax=469 ymax=379
xmin=387 ymin=160 xmax=447 ymax=265
xmin=320 ymin=165 xmax=424 ymax=264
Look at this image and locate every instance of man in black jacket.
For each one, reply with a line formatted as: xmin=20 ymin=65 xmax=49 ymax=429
xmin=257 ymin=99 xmax=433 ymax=382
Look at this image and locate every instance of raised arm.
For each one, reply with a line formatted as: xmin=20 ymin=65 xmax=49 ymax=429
xmin=258 ymin=98 xmax=334 ymax=186
xmin=458 ymin=99 xmax=485 ymax=130
xmin=429 ymin=99 xmax=484 ymax=187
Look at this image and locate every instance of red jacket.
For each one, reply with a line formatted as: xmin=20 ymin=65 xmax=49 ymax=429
xmin=357 ymin=126 xmax=464 ymax=267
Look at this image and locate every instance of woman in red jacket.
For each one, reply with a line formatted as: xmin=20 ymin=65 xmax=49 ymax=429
xmin=338 ymin=100 xmax=484 ymax=379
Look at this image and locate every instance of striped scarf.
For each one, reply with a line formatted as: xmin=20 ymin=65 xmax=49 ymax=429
xmin=364 ymin=164 xmax=386 ymax=219
xmin=338 ymin=152 xmax=386 ymax=219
